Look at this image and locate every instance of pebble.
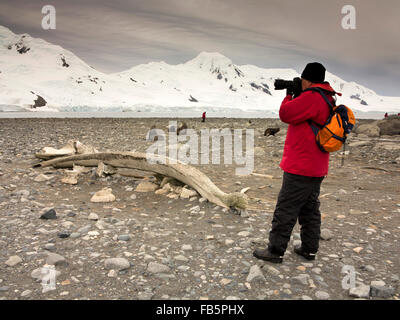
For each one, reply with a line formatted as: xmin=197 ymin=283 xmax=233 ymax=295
xmin=78 ymin=225 xmax=91 ymax=234
xmin=238 ymin=231 xmax=251 ymax=237
xmin=246 ymin=265 xmax=266 ymax=283
xmin=362 ymin=265 xmax=375 ymax=273
xmin=57 ymin=231 xmax=71 ymax=239
xmin=40 ymin=209 xmax=57 ymax=220
xmin=182 ymin=244 xmax=192 ymax=251
xmin=44 ymin=243 xmax=56 ymax=251
xmin=70 ymin=232 xmax=80 ymax=239
xmin=320 ymin=229 xmax=333 ymax=240
xmin=312 ymin=268 xmax=322 ymax=274
xmin=88 ymin=213 xmax=99 ymax=221
xmin=174 ymin=255 xmax=189 ymax=263
xmin=353 ymin=247 xmax=363 ymax=253
xmin=138 ymin=290 xmax=154 ymax=300
xmin=291 ymin=274 xmax=309 ymax=286
xmin=143 ymin=254 xmax=155 ymax=262
xmin=21 ymin=290 xmax=32 ymax=297
xmin=177 ymin=266 xmax=190 ymax=272
xmin=5 ymin=255 xmax=23 ymax=267
xmin=107 ymin=270 xmax=118 ymax=277
xmin=118 ymin=234 xmax=130 ymax=241
xmin=315 ymin=291 xmax=330 ymax=300
xmin=147 ymin=262 xmax=170 ymax=274
xmin=61 ymin=221 xmax=74 ymax=229
xmin=190 ymin=205 xmax=201 ymax=212
xmin=240 ymin=210 xmax=249 ymax=218
xmin=220 ymin=278 xmax=232 ymax=286
xmin=293 ymin=240 xmax=301 ymax=247
xmin=266 ymin=266 xmax=280 ymax=276
xmin=46 ymin=253 xmax=68 ymax=267
xmin=104 ymin=258 xmax=130 ymax=271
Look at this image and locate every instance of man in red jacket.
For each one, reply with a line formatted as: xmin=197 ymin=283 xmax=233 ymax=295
xmin=253 ymin=62 xmax=340 ymax=263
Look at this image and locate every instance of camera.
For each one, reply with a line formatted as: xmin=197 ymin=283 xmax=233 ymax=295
xmin=274 ymin=77 xmax=302 ymax=97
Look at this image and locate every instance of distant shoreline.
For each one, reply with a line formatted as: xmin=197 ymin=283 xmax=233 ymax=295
xmin=0 ymin=111 xmax=386 ymax=120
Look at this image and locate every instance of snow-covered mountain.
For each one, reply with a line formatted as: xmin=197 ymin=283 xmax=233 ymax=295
xmin=1 ymin=25 xmax=399 ymax=115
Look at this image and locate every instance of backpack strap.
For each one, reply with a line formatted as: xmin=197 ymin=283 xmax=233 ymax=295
xmin=304 ymin=87 xmax=335 ymax=112
xmin=304 ymin=87 xmax=335 ymax=147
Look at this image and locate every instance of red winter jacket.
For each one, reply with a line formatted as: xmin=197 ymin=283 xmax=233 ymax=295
xmin=279 ymin=83 xmax=340 ymax=177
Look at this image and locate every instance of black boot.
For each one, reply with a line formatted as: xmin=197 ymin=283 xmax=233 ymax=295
xmin=253 ymin=248 xmax=283 ymax=263
xmin=294 ymin=245 xmax=316 ymax=261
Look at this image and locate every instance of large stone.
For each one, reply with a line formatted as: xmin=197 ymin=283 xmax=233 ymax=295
xmin=370 ymin=281 xmax=395 ymax=298
xmin=104 ymin=258 xmax=130 ymax=271
xmin=46 ymin=253 xmax=67 ymax=267
xmin=61 ymin=173 xmax=78 ymax=185
xmin=5 ymin=255 xmax=23 ymax=267
xmin=349 ymin=284 xmax=370 ymax=298
xmin=180 ymin=187 xmax=198 ymax=199
xmin=147 ymin=262 xmax=170 ymax=274
xmin=90 ymin=188 xmax=116 ymax=203
xmin=291 ymin=274 xmax=310 ymax=286
xmin=246 ymin=265 xmax=266 ymax=283
xmin=376 ymin=117 xmax=400 ymax=136
xmin=135 ymin=181 xmax=159 ymax=193
xmin=356 ymin=124 xmax=380 ymax=137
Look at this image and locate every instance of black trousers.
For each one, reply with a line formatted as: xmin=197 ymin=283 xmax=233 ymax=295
xmin=268 ymin=171 xmax=324 ymax=256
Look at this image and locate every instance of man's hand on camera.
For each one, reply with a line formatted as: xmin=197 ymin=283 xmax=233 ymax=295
xmin=286 ymin=88 xmax=294 ymax=96
xmin=293 ymin=87 xmax=302 ymax=98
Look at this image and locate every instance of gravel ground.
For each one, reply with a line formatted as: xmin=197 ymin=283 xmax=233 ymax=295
xmin=0 ymin=117 xmax=399 ymax=300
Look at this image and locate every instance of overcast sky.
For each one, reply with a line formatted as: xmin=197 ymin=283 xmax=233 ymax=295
xmin=1 ymin=0 xmax=399 ymax=96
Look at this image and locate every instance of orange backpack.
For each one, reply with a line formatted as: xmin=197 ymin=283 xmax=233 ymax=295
xmin=305 ymin=87 xmax=356 ymax=153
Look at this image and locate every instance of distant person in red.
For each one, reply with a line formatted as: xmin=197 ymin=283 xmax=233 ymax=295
xmin=202 ymin=111 xmax=206 ymax=122
xmin=384 ymin=112 xmax=388 ymax=118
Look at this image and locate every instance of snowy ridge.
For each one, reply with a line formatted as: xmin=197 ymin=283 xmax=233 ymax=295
xmin=0 ymin=25 xmax=399 ymax=115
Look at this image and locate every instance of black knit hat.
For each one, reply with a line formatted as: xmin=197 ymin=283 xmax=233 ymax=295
xmin=301 ymin=62 xmax=326 ymax=83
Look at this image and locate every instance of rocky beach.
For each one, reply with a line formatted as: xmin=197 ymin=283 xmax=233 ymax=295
xmin=0 ymin=117 xmax=399 ymax=300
